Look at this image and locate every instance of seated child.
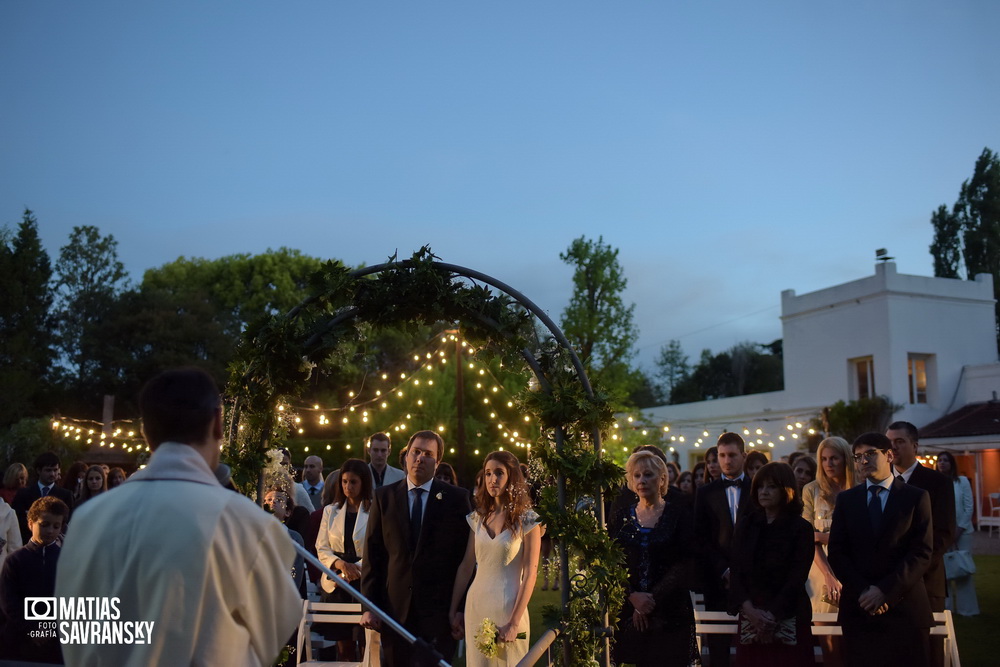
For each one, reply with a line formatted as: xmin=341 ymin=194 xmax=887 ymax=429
xmin=0 ymin=495 xmax=68 ymax=663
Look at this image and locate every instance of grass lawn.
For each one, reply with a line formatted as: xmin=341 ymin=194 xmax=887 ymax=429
xmin=952 ymin=554 xmax=998 ymax=667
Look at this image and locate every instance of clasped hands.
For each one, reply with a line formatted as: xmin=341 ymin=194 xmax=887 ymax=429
xmin=630 ymin=592 xmax=656 ymax=632
xmin=334 ymin=558 xmax=362 ymax=582
xmin=742 ymin=603 xmax=777 ymax=641
xmin=858 ymin=585 xmax=888 ymax=616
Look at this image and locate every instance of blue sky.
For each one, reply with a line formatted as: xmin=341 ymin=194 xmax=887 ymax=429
xmin=2 ymin=1 xmax=998 ymax=372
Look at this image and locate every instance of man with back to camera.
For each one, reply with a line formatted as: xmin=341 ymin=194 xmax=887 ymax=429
xmin=55 ymin=367 xmax=302 ymax=666
xmin=361 ymin=430 xmax=471 ymax=666
xmin=694 ymin=432 xmax=752 ymax=667
xmin=828 ymin=432 xmax=933 ymax=667
xmin=886 ymin=420 xmax=955 ymax=667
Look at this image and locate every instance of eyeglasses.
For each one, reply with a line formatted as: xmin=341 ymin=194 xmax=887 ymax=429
xmin=852 ymin=449 xmax=887 ymax=463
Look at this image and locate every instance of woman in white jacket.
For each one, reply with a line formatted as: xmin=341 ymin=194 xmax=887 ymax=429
xmin=0 ymin=497 xmax=22 ymax=570
xmin=316 ymin=458 xmax=373 ymax=661
xmin=936 ymin=451 xmax=979 ymax=616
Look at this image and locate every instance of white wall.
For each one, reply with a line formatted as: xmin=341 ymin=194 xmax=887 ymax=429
xmin=781 ymin=262 xmax=996 ymax=426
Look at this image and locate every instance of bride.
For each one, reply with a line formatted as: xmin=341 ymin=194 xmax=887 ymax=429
xmin=449 ymin=451 xmax=542 ymax=666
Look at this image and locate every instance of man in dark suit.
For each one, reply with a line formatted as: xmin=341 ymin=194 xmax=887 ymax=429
xmin=694 ymin=432 xmax=751 ymax=667
xmin=12 ymin=451 xmax=74 ymax=544
xmin=361 ymin=430 xmax=472 ymax=666
xmin=887 ymin=420 xmax=955 ymax=667
xmin=828 ymin=432 xmax=933 ymax=667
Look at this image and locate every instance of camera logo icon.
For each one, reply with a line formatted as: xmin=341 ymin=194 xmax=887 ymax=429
xmin=24 ymin=597 xmax=57 ymax=621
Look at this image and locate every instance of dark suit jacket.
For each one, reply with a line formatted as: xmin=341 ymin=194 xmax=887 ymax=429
xmin=905 ymin=464 xmax=956 ymax=602
xmin=828 ymin=478 xmax=933 ymax=632
xmin=694 ymin=476 xmax=753 ymax=592
xmin=362 ymin=478 xmax=471 ymax=629
xmin=12 ymin=484 xmax=74 ymax=544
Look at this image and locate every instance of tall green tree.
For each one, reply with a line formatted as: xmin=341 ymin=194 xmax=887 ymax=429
xmin=0 ymin=209 xmax=56 ymax=425
xmin=930 ymin=147 xmax=1000 ymax=341
xmin=559 ymin=235 xmax=639 ymax=403
xmin=655 ymin=339 xmax=690 ymax=403
xmin=142 ymin=249 xmax=323 ymax=339
xmin=53 ymin=226 xmax=129 ymax=398
xmin=79 ymin=287 xmax=234 ymax=416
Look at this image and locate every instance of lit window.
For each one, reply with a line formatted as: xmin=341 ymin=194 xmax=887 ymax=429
xmin=908 ymin=354 xmax=931 ymax=404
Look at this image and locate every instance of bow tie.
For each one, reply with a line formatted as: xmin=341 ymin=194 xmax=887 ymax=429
xmin=721 ymin=478 xmax=741 ymax=488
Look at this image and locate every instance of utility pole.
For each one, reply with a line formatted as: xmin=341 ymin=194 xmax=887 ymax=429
xmin=447 ymin=329 xmax=469 ymax=486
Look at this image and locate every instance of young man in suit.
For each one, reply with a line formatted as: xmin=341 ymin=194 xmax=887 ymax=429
xmin=368 ymin=431 xmax=406 ymax=488
xmin=11 ymin=451 xmax=74 ymax=544
xmin=887 ymin=421 xmax=955 ymax=667
xmin=361 ymin=430 xmax=472 ymax=666
xmin=694 ymin=432 xmax=751 ymax=667
xmin=828 ymin=432 xmax=933 ymax=667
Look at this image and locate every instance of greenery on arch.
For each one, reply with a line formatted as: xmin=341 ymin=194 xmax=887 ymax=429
xmin=224 ymin=248 xmax=626 ymax=665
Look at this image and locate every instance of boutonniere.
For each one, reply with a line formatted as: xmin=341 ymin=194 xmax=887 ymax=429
xmin=435 ymin=492 xmax=443 ymax=500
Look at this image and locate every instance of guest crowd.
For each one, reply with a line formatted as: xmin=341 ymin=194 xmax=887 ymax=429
xmin=0 ymin=370 xmax=983 ymax=666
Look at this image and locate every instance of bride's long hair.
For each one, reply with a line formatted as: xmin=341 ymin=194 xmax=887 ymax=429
xmin=474 ymin=450 xmax=531 ymax=534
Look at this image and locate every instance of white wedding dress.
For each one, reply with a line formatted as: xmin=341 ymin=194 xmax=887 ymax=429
xmin=464 ymin=510 xmax=540 ymax=666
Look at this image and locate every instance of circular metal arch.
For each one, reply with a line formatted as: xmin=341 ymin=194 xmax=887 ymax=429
xmin=238 ymin=257 xmax=610 ymax=667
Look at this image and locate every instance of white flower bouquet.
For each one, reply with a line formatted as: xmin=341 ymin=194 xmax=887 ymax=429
xmin=474 ymin=618 xmax=526 ymax=658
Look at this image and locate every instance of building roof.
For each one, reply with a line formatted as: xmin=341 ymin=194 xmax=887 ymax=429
xmin=919 ymin=401 xmax=1000 ymax=439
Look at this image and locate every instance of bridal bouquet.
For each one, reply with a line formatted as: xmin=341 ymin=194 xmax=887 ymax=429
xmin=473 ymin=618 xmax=526 ymax=658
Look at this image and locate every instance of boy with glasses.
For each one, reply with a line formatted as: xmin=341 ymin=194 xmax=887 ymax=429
xmin=828 ymin=432 xmax=933 ymax=667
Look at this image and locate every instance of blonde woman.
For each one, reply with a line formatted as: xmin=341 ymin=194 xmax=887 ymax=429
xmin=801 ymin=436 xmax=855 ymax=666
xmin=609 ymin=451 xmax=697 ymax=667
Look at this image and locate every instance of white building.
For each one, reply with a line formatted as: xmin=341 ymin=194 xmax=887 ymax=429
xmin=644 ymin=261 xmax=999 ymax=476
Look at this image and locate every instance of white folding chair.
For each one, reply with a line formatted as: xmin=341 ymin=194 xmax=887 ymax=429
xmin=295 ymin=600 xmax=364 ymax=667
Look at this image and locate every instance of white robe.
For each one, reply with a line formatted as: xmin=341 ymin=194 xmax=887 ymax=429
xmin=55 ymin=442 xmax=302 ymax=667
xmin=0 ymin=498 xmax=22 ymax=571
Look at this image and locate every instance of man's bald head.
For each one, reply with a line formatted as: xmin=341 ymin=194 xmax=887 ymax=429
xmin=303 ymin=456 xmax=323 ymax=484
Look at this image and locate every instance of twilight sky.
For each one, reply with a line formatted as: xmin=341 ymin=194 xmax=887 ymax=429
xmin=3 ymin=1 xmax=998 ymax=373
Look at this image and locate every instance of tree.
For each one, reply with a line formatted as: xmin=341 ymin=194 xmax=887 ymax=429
xmin=0 ymin=209 xmax=57 ymax=425
xmin=655 ymin=339 xmax=689 ymax=403
xmin=929 ymin=204 xmax=961 ymax=279
xmin=930 ymin=147 xmax=1000 ymax=342
xmin=810 ymin=395 xmax=902 ymax=444
xmin=669 ymin=340 xmax=783 ymax=403
xmin=559 ymin=236 xmax=639 ymax=403
xmin=141 ymin=249 xmax=324 ymax=340
xmin=78 ymin=287 xmax=234 ymax=416
xmin=53 ymin=225 xmax=129 ymax=397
